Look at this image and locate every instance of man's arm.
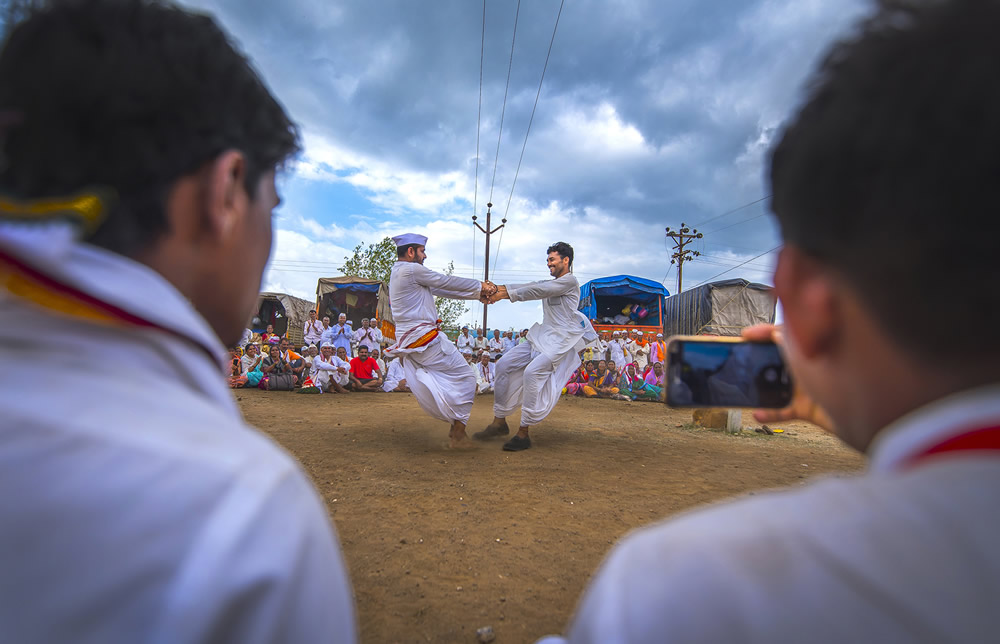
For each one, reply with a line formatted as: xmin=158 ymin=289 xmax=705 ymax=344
xmin=491 ymin=274 xmax=577 ymax=303
xmin=410 ymin=263 xmax=489 ymax=300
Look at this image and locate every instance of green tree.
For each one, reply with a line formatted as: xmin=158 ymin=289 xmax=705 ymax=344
xmin=339 ymin=237 xmax=396 ymax=283
xmin=435 ymin=261 xmax=470 ymax=330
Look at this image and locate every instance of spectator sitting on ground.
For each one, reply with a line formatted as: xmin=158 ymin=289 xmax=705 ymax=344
xmin=348 ymin=345 xmax=383 ymax=391
xmin=260 ymin=345 xmax=298 ymax=390
xmin=227 ymin=348 xmax=247 ymax=388
xmin=476 ymin=352 xmax=495 ymax=394
xmin=517 ymin=328 xmax=529 ymax=345
xmin=241 ymin=343 xmax=264 ymax=388
xmin=645 ymin=361 xmax=664 ymax=387
xmin=381 ymin=357 xmax=410 ymax=393
xmin=501 ymin=330 xmax=517 ymax=354
xmin=278 ymin=337 xmax=305 ymax=384
xmin=370 ymin=348 xmax=386 ymax=374
xmin=311 ymin=343 xmax=349 ymax=394
xmin=583 ymin=360 xmax=619 ymax=398
xmin=261 ymin=323 xmax=277 ymax=346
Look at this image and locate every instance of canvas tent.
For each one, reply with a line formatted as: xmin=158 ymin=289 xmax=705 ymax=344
xmin=578 ymin=274 xmax=670 ymax=334
xmin=315 ymin=276 xmax=395 ymax=340
xmin=252 ymin=292 xmax=314 ymax=345
xmin=661 ymin=278 xmax=776 ymax=337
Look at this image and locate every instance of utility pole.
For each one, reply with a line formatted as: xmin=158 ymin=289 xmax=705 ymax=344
xmin=665 ymin=223 xmax=702 ymax=293
xmin=473 ymin=202 xmax=505 ymax=332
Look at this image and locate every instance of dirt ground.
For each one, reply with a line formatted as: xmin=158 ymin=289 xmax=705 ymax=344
xmin=237 ymin=388 xmax=865 ymax=644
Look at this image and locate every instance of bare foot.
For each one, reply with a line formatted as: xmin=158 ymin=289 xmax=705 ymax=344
xmin=448 ymin=436 xmax=478 ymax=450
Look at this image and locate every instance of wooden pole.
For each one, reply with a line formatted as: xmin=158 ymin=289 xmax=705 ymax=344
xmin=473 ymin=202 xmax=506 ymax=333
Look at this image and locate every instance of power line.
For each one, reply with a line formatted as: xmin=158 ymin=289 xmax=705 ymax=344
xmin=703 ymin=211 xmax=769 ymax=235
xmin=473 ymin=0 xmax=485 ymax=221
xmin=492 ymin=0 xmax=566 ymax=274
xmin=689 ymin=245 xmax=781 ymax=288
xmin=692 ymin=194 xmax=771 ymax=228
xmin=487 ymin=0 xmax=520 ymax=205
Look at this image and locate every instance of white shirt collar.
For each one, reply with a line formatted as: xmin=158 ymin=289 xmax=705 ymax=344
xmin=0 ymin=222 xmax=224 ymax=363
xmin=868 ymin=383 xmax=1000 ymax=472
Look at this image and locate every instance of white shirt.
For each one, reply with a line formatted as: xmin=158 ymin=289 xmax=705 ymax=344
xmin=382 ymin=359 xmax=406 ymax=392
xmin=543 ymin=385 xmax=1000 ymax=644
xmin=608 ymin=339 xmax=626 ymax=365
xmin=352 ymin=325 xmax=381 ymax=353
xmin=456 ymin=333 xmax=476 ymax=355
xmin=0 ymin=229 xmax=357 ymax=644
xmin=488 ymin=337 xmax=503 ymax=356
xmin=476 ymin=361 xmax=495 ymax=387
xmin=507 ymin=273 xmax=595 ymax=360
xmin=302 ymin=318 xmax=324 ymax=345
xmin=388 ymin=261 xmax=481 ymax=342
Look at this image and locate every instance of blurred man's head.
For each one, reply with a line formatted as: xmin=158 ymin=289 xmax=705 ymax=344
xmin=321 ymin=345 xmax=334 ymax=358
xmin=0 ymin=0 xmax=299 ymax=347
xmin=357 ymin=346 xmax=369 ymax=360
xmin=768 ymin=0 xmax=1000 ymax=448
xmin=479 ymin=353 xmax=490 ymax=365
xmin=336 ymin=346 xmax=347 ymax=360
xmin=338 ymin=313 xmax=347 ymax=325
xmin=361 ymin=318 xmax=370 ymax=328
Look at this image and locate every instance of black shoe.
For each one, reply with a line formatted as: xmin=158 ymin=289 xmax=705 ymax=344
xmin=473 ymin=423 xmax=510 ymax=441
xmin=502 ymin=435 xmax=531 ymax=451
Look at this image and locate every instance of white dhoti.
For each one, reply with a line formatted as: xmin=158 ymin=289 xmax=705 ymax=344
xmin=314 ymin=369 xmax=349 ymax=392
xmin=396 ymin=334 xmax=476 ymax=424
xmin=494 ymin=340 xmax=582 ymax=427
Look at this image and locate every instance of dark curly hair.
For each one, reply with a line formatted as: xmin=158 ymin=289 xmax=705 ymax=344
xmin=770 ymin=0 xmax=1000 ymax=361
xmin=547 ymin=241 xmax=574 ymax=268
xmin=0 ymin=0 xmax=300 ymax=256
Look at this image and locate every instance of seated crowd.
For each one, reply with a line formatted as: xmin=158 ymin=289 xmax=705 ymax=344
xmin=228 ymin=318 xmax=665 ymax=400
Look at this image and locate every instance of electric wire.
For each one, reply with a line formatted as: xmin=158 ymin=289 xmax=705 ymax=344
xmin=491 ymin=0 xmax=566 ymax=274
xmin=487 ymin=0 xmax=521 ymax=205
xmin=689 ymin=245 xmax=781 ymax=288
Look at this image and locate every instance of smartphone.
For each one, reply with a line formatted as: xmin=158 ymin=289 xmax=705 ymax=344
xmin=664 ymin=336 xmax=793 ymax=409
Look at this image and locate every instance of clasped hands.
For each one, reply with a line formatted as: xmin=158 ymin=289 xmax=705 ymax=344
xmin=479 ymin=280 xmax=508 ymax=304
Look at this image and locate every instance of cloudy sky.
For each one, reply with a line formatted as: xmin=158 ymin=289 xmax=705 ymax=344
xmin=183 ymin=0 xmax=870 ymax=331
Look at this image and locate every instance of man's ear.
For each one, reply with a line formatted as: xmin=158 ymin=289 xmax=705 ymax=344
xmin=774 ymin=245 xmax=840 ymax=360
xmin=204 ymin=150 xmax=248 ymax=242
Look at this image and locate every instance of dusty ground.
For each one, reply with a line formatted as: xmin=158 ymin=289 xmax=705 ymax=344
xmin=237 ymin=389 xmax=865 ymax=644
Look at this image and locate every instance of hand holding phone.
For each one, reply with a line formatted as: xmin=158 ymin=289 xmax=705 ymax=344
xmin=740 ymin=325 xmax=834 ymax=431
xmin=664 ymin=335 xmax=793 ymax=409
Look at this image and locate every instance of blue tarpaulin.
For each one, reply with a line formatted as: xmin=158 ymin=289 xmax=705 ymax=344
xmin=578 ymin=275 xmax=670 ymax=322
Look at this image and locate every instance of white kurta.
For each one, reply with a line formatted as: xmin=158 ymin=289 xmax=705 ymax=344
xmin=353 ymin=326 xmax=381 ymax=353
xmin=494 ymin=273 xmax=597 ymax=426
xmin=608 ymin=339 xmax=626 ymax=366
xmin=0 ymin=226 xmax=357 ymax=644
xmin=539 ymin=385 xmax=1000 ymax=644
xmin=311 ymin=355 xmax=350 ymax=391
xmin=302 ymin=319 xmax=324 ymax=346
xmin=476 ymin=361 xmax=496 ymax=393
xmin=456 ymin=333 xmax=476 ymax=355
xmin=382 ymin=359 xmax=406 ymax=392
xmin=626 ymin=340 xmax=649 ymax=370
xmin=386 ymin=261 xmax=482 ymax=424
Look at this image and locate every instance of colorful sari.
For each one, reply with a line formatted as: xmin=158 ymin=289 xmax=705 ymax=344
xmin=583 ymin=368 xmax=619 ymax=398
xmin=619 ymin=363 xmax=662 ymax=401
xmin=563 ymin=366 xmax=590 ymax=396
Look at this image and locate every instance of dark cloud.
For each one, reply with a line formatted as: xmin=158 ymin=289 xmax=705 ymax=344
xmin=186 ymin=0 xmax=869 ymax=246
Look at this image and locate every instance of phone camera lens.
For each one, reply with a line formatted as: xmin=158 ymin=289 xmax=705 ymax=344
xmin=763 ymin=367 xmax=778 ymax=383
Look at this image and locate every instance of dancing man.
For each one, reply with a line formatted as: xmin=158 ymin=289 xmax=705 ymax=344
xmin=474 ymin=242 xmax=597 ymax=451
xmin=385 ymin=233 xmax=496 ymax=448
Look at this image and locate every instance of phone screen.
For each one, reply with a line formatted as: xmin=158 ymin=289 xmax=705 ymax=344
xmin=665 ymin=339 xmax=793 ymax=409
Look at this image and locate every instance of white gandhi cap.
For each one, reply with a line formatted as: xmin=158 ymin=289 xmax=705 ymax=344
xmin=392 ymin=233 xmax=428 ymax=247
